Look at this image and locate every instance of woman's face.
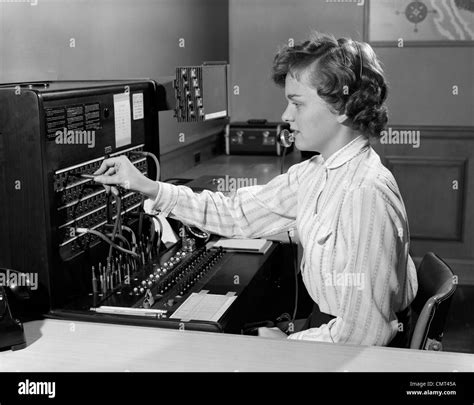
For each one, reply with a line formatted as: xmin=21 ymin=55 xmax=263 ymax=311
xmin=281 ymin=71 xmax=341 ymax=153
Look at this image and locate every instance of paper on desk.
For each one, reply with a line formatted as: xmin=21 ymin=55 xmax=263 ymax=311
xmin=170 ymin=292 xmax=236 ymax=322
xmin=211 ymin=238 xmax=268 ymax=251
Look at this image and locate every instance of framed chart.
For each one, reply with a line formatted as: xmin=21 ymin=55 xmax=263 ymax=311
xmin=364 ymin=0 xmax=474 ymax=46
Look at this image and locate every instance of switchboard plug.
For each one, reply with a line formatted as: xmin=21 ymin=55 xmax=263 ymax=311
xmin=80 ymin=174 xmax=96 ymax=179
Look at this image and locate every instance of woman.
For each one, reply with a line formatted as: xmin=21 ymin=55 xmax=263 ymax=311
xmin=93 ymin=32 xmax=418 ymax=346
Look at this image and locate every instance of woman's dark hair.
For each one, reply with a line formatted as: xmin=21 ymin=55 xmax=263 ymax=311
xmin=272 ymin=31 xmax=388 ymax=138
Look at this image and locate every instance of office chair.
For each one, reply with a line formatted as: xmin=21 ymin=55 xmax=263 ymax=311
xmin=409 ymin=252 xmax=457 ymax=350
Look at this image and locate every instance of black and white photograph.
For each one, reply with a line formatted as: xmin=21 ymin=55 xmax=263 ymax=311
xmin=0 ymin=0 xmax=473 ymax=402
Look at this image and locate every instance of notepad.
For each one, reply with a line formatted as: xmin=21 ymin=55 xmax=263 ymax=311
xmin=207 ymin=238 xmax=271 ymax=254
xmin=170 ymin=292 xmax=236 ymax=322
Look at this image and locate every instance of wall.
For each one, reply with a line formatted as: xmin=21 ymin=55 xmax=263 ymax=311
xmin=229 ymin=0 xmax=365 ymax=122
xmin=229 ymin=0 xmax=473 ymax=125
xmin=229 ymin=0 xmax=474 ymax=283
xmin=376 ymin=47 xmax=473 ymax=126
xmin=0 ymin=0 xmax=229 ymax=157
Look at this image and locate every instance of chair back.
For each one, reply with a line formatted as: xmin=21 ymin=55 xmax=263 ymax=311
xmin=410 ymin=252 xmax=457 ymax=350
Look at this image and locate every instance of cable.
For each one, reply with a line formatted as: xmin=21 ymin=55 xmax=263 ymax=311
xmin=154 ymin=215 xmax=163 ymax=255
xmin=142 ymin=213 xmax=164 ymax=238
xmin=281 ymin=136 xmax=297 ymax=325
xmin=154 ymin=219 xmax=163 ymax=255
xmin=130 ymin=151 xmax=161 ymax=261
xmin=129 ymin=151 xmax=160 ymax=181
xmin=121 ymin=225 xmax=137 ymax=246
xmin=76 ymin=228 xmax=140 ymax=259
xmin=106 ymin=233 xmax=131 ymax=251
xmin=142 ymin=213 xmax=163 ymax=257
xmin=145 ymin=213 xmax=163 ymax=239
xmin=287 ymin=230 xmax=299 ymax=323
xmin=108 ymin=187 xmax=121 ymax=262
xmin=138 ymin=208 xmax=144 ymax=246
xmin=280 ymin=145 xmax=288 ymax=175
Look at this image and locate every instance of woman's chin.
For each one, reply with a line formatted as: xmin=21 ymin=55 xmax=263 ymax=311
xmin=294 ymin=138 xmax=306 ymax=151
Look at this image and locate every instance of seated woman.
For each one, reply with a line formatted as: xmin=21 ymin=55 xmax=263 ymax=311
xmin=93 ymin=32 xmax=418 ymax=346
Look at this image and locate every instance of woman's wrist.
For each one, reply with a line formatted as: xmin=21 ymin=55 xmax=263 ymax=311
xmin=137 ymin=176 xmax=160 ymax=200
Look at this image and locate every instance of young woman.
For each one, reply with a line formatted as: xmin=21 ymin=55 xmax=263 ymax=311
xmin=93 ymin=32 xmax=418 ymax=346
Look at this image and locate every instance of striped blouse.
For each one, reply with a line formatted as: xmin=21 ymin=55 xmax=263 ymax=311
xmin=147 ymin=135 xmax=418 ymax=346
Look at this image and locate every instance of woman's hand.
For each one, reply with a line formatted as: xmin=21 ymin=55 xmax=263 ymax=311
xmin=93 ymin=155 xmax=160 ymax=199
xmin=257 ymin=327 xmax=288 ymax=339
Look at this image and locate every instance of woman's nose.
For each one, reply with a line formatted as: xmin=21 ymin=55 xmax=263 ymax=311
xmin=281 ymin=104 xmax=294 ymax=123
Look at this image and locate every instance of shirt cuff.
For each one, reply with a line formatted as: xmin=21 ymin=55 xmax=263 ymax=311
xmin=286 ymin=319 xmax=336 ymax=342
xmin=143 ymin=181 xmax=179 ymax=217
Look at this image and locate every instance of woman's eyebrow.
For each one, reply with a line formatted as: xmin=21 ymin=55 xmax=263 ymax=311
xmin=286 ymin=94 xmax=303 ymax=100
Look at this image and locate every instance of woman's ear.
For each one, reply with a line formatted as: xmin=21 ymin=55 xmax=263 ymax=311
xmin=336 ymin=114 xmax=348 ymax=124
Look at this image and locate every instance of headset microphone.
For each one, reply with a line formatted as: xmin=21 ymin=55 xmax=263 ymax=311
xmin=279 ymin=129 xmax=295 ymax=147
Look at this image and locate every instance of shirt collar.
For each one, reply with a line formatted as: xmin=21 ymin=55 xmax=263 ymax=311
xmin=322 ymin=135 xmax=370 ymax=170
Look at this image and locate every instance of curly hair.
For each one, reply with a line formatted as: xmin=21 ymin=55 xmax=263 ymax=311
xmin=272 ymin=32 xmax=388 ymax=139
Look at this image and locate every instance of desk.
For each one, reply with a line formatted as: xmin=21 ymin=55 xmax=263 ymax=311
xmin=1 ymin=319 xmax=473 ymax=372
xmin=174 ymin=150 xmax=302 ymax=185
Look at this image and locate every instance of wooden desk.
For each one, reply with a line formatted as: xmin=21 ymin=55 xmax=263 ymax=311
xmin=0 ymin=319 xmax=473 ymax=372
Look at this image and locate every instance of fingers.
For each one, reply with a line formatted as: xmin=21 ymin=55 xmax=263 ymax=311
xmin=94 ymin=174 xmax=120 ymax=185
xmin=94 ymin=157 xmax=121 ymax=176
xmin=93 ymin=167 xmax=117 ymax=193
xmin=92 ymin=155 xmax=133 ymax=192
xmin=104 ymin=167 xmax=116 ymax=177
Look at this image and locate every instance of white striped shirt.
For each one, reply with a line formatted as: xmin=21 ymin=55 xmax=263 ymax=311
xmin=148 ymin=135 xmax=418 ymax=346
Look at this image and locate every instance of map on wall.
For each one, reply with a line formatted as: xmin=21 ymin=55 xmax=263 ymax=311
xmin=368 ymin=0 xmax=474 ymax=43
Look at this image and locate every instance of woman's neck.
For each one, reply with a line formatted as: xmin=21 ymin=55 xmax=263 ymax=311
xmin=319 ymin=127 xmax=362 ymax=160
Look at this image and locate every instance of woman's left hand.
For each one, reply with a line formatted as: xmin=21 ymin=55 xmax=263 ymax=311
xmin=257 ymin=327 xmax=288 ymax=339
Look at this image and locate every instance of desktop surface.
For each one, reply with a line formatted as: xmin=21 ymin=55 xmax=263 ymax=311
xmin=0 ymin=319 xmax=473 ymax=372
